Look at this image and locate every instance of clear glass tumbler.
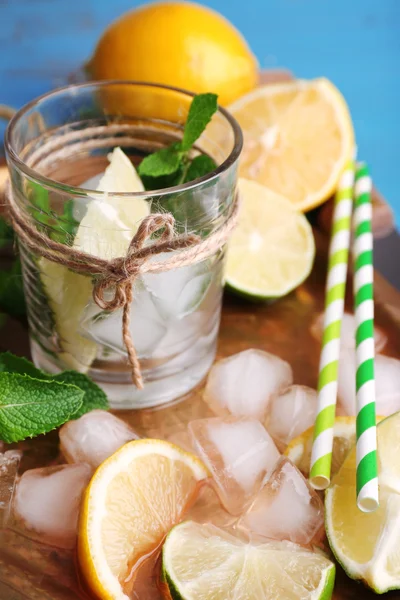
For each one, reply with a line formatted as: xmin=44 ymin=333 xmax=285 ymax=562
xmin=5 ymin=82 xmax=242 ymax=408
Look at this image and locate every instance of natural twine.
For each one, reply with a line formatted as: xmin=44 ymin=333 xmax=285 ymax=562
xmin=6 ymin=184 xmax=239 ymax=388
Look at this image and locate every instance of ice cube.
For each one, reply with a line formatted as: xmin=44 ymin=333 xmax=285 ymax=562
xmin=184 ymin=482 xmax=238 ymax=529
xmin=0 ymin=450 xmax=22 ymax=528
xmin=338 ymin=349 xmax=400 ymax=416
xmin=13 ymin=464 xmax=92 ymax=549
xmin=189 ymin=417 xmax=280 ymax=515
xmin=267 ymin=386 xmax=318 ymax=449
xmin=59 ymin=410 xmax=139 ymax=469
xmin=81 ymin=281 xmax=167 ymax=358
xmin=153 ymin=311 xmax=210 ymax=362
xmin=204 ymin=349 xmax=293 ymax=420
xmin=238 ymin=457 xmax=324 ymax=545
xmin=143 ymin=257 xmax=211 ymax=320
xmin=311 ymin=312 xmax=387 ymax=353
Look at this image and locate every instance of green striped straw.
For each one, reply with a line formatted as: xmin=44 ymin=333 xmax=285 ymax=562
xmin=310 ymin=160 xmax=355 ymax=490
xmin=353 ymin=163 xmax=379 ymax=512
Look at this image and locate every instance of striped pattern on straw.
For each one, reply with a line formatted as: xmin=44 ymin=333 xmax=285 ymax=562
xmin=353 ymin=163 xmax=379 ymax=512
xmin=309 ymin=160 xmax=355 ymax=490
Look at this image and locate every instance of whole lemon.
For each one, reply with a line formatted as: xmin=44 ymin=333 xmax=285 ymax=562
xmin=87 ymin=1 xmax=258 ymax=106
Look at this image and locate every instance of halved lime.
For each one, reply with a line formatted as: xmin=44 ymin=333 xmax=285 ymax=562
xmin=162 ymin=520 xmax=335 ymax=600
xmin=225 ymin=178 xmax=315 ymax=299
xmin=326 ymin=412 xmax=400 ymax=593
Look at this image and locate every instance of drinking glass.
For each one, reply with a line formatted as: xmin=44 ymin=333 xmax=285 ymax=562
xmin=5 ymin=81 xmax=242 ymax=408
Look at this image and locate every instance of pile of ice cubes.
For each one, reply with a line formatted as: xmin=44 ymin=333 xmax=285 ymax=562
xmin=2 ymin=318 xmax=399 ymax=553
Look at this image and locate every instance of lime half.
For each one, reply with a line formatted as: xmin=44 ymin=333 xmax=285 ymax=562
xmin=326 ymin=412 xmax=400 ymax=593
xmin=226 ymin=178 xmax=315 ymax=299
xmin=162 ymin=521 xmax=335 ymax=600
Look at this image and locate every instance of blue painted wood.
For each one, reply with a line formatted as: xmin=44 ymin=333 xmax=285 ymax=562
xmin=1 ymin=0 xmax=399 ymax=225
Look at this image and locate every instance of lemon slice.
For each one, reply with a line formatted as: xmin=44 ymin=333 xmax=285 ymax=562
xmin=226 ymin=178 xmax=315 ymax=299
xmin=78 ymin=439 xmax=208 ymax=600
xmin=229 ymin=78 xmax=355 ymax=211
xmin=326 ymin=412 xmax=400 ymax=593
xmin=163 ymin=521 xmax=335 ymax=600
xmin=39 ymin=148 xmax=149 ymax=372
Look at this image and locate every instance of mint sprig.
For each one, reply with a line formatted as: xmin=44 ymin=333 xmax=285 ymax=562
xmin=0 ymin=352 xmax=109 ymax=442
xmin=138 ymin=93 xmax=218 ymax=188
xmin=0 ymin=372 xmax=84 ymax=443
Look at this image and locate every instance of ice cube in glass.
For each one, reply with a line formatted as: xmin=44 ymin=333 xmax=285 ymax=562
xmin=59 ymin=410 xmax=139 ymax=469
xmin=238 ymin=457 xmax=324 ymax=545
xmin=189 ymin=416 xmax=280 ymax=515
xmin=267 ymin=385 xmax=318 ymax=449
xmin=81 ymin=282 xmax=167 ymax=359
xmin=13 ymin=464 xmax=92 ymax=549
xmin=204 ymin=349 xmax=293 ymax=420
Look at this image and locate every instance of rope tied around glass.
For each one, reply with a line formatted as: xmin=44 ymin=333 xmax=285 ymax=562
xmin=5 ymin=183 xmax=239 ymax=388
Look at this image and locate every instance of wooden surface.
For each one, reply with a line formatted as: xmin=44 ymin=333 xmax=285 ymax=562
xmin=0 ymin=0 xmax=399 ymax=227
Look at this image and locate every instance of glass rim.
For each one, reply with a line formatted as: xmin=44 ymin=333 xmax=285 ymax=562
xmin=5 ymin=80 xmax=243 ymax=198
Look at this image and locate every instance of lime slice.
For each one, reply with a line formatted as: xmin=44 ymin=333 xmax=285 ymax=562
xmin=162 ymin=521 xmax=335 ymax=600
xmin=226 ymin=178 xmax=315 ymax=299
xmin=326 ymin=412 xmax=400 ymax=593
xmin=39 ymin=148 xmax=149 ymax=372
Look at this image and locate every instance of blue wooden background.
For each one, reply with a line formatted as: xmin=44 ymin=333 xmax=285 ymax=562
xmin=1 ymin=0 xmax=399 ymax=225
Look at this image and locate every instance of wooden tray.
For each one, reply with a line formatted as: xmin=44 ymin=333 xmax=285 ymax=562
xmin=0 ymin=223 xmax=399 ymax=598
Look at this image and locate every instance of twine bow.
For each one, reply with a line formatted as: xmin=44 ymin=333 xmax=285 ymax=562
xmin=92 ymin=213 xmax=199 ymax=388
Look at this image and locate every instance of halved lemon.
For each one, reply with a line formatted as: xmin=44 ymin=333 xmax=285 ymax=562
xmin=285 ymin=416 xmax=384 ymax=478
xmin=225 ymin=178 xmax=315 ymax=299
xmin=229 ymin=78 xmax=355 ymax=212
xmin=78 ymin=439 xmax=208 ymax=600
xmin=163 ymin=520 xmax=335 ymax=599
xmin=326 ymin=412 xmax=400 ymax=593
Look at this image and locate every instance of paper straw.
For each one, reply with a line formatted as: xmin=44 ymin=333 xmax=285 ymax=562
xmin=353 ymin=163 xmax=379 ymax=512
xmin=310 ymin=160 xmax=355 ymax=490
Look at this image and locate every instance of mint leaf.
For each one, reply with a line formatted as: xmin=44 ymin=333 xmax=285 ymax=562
xmin=183 ymin=155 xmax=217 ymax=183
xmin=0 ymin=372 xmax=84 ymax=443
xmin=52 ymin=200 xmax=79 ymax=244
xmin=138 ymin=147 xmax=181 ymax=178
xmin=0 ymin=352 xmax=41 ymax=378
xmin=138 ymin=94 xmax=218 ymax=187
xmin=140 ymin=168 xmax=184 ymax=191
xmin=0 ymin=260 xmax=26 ymax=318
xmin=53 ymin=371 xmax=108 ymax=417
xmin=0 ymin=352 xmax=109 ymax=418
xmin=180 ymin=93 xmax=218 ymax=152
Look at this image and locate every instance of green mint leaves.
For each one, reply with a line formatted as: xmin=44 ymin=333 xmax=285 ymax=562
xmin=183 ymin=154 xmax=218 ymax=183
xmin=138 ymin=146 xmax=182 ymax=179
xmin=180 ymin=93 xmax=218 ymax=151
xmin=0 ymin=352 xmax=109 ymax=443
xmin=138 ymin=93 xmax=218 ymax=188
xmin=0 ymin=373 xmax=84 ymax=443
